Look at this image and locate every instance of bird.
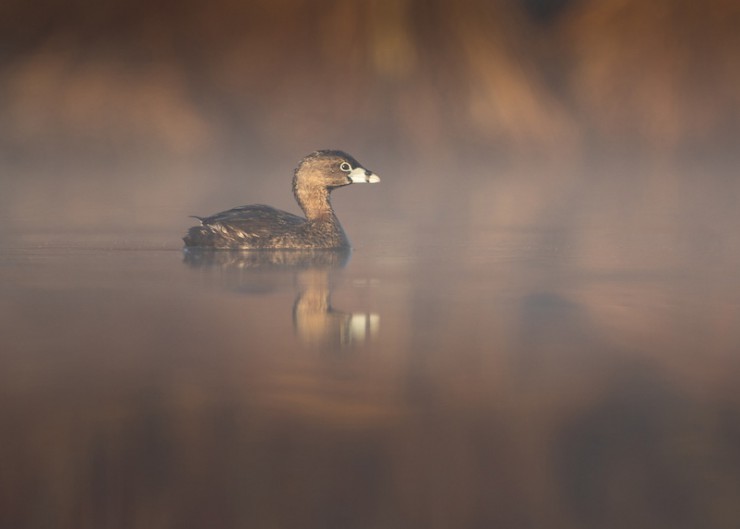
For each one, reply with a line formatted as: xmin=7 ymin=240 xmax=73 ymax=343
xmin=183 ymin=150 xmax=379 ymax=249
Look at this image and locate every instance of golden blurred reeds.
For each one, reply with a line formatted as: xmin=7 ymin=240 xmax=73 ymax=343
xmin=1 ymin=0 xmax=737 ymax=160
xmin=563 ymin=0 xmax=740 ymax=154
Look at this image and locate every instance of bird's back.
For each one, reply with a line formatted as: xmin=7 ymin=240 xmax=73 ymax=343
xmin=184 ymin=205 xmax=307 ymax=249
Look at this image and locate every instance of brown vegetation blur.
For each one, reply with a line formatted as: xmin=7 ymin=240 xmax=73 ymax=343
xmin=2 ymin=0 xmax=738 ymax=160
xmin=1 ymin=0 xmax=739 ymax=236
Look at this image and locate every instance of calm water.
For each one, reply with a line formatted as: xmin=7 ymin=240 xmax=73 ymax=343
xmin=1 ymin=226 xmax=740 ymax=529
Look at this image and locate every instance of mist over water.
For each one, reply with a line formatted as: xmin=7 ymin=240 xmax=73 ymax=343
xmin=2 ymin=1 xmax=740 ymax=528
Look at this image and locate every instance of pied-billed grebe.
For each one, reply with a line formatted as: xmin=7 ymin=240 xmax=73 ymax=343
xmin=183 ymin=150 xmax=380 ymax=249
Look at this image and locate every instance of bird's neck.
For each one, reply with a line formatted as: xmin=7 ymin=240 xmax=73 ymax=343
xmin=295 ymin=186 xmax=335 ymax=222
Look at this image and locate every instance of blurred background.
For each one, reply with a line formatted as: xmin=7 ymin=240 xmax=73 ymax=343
xmin=1 ymin=0 xmax=739 ymax=239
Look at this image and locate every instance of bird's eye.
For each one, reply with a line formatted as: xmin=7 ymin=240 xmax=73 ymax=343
xmin=339 ymin=162 xmax=352 ymax=173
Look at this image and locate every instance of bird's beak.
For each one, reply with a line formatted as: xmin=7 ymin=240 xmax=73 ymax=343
xmin=349 ymin=167 xmax=380 ymax=183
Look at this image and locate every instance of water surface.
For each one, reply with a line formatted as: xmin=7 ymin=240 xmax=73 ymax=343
xmin=1 ymin=225 xmax=739 ymax=529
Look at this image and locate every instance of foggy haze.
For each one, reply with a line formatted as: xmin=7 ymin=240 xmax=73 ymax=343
xmin=1 ymin=0 xmax=738 ymax=241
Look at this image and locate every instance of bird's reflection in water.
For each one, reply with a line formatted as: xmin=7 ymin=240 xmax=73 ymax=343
xmin=183 ymin=248 xmax=379 ymax=348
xmin=292 ymin=267 xmax=380 ymax=348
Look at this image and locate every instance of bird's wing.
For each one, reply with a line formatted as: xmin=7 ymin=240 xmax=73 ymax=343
xmin=200 ymin=205 xmax=305 ymax=237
